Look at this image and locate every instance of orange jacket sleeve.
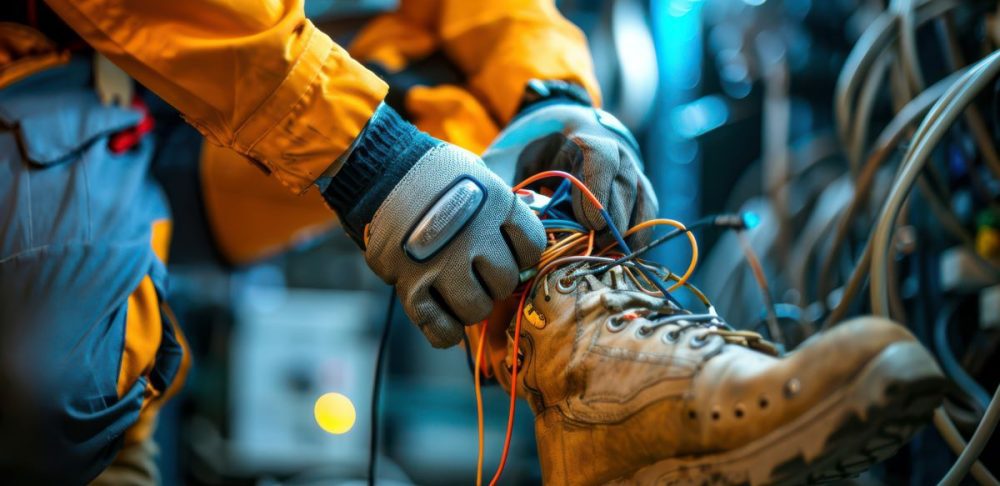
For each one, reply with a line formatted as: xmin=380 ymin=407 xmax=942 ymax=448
xmin=436 ymin=0 xmax=602 ymax=123
xmin=44 ymin=0 xmax=387 ymax=194
xmin=350 ymin=0 xmax=601 ymax=125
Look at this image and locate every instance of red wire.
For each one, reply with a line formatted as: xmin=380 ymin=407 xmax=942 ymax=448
xmin=474 ymin=320 xmax=488 ymax=486
xmin=512 ymin=170 xmax=605 ymax=211
xmin=483 ymin=171 xmax=601 ymax=484
xmin=489 ymin=283 xmax=532 ymax=486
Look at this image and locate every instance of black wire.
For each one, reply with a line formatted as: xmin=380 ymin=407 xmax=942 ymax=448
xmin=578 ymin=215 xmax=720 ymax=278
xmin=934 ymin=299 xmax=991 ymax=410
xmin=369 ymin=289 xmax=396 ymax=486
xmin=460 ymin=332 xmax=476 ymax=377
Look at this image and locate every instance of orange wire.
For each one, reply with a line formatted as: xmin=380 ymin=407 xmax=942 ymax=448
xmin=474 ymin=321 xmax=488 ymax=486
xmin=511 ymin=171 xmax=604 ymax=210
xmin=539 ymin=233 xmax=588 ymax=268
xmin=489 ymin=283 xmax=532 ymax=486
xmin=620 ymin=219 xmax=699 ymax=291
xmin=480 ymin=174 xmax=603 ymax=484
xmin=541 ymin=231 xmax=586 ymax=257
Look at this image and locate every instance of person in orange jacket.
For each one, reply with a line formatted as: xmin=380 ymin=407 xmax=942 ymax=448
xmin=0 ymin=0 xmax=657 ymax=482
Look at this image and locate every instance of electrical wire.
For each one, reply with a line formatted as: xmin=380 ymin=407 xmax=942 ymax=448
xmin=541 ymin=219 xmax=588 ymax=233
xmin=849 ymin=51 xmax=893 ymax=171
xmin=819 ymin=68 xmax=965 ymax=320
xmin=474 ymin=321 xmax=488 ymax=486
xmin=369 ymin=289 xmax=396 ymax=486
xmin=870 ymin=50 xmax=1000 ymax=320
xmin=894 ymin=0 xmax=927 ymax=93
xmin=513 ymin=170 xmax=680 ymax=305
xmin=737 ymin=231 xmax=784 ymax=344
xmin=835 ymin=0 xmax=964 ymax=163
xmin=935 ymin=406 xmax=1000 ymax=486
xmin=489 ymin=285 xmax=532 ymax=486
xmin=619 ymin=218 xmax=699 ymax=291
xmin=868 ymin=49 xmax=1000 ymax=486
xmin=586 ymin=214 xmax=756 ymax=281
xmin=934 ymin=301 xmax=991 ymax=410
xmin=485 ymin=172 xmax=638 ymax=485
xmin=936 ymin=11 xmax=1000 ymax=185
xmin=539 ymin=179 xmax=573 ymax=217
xmin=485 ymin=170 xmax=764 ymax=484
xmin=461 ymin=332 xmax=477 ymax=377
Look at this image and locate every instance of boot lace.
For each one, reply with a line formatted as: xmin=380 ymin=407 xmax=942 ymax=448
xmin=552 ymin=259 xmax=781 ymax=356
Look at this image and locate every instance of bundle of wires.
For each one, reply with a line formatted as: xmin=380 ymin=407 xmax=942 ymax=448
xmin=370 ymin=170 xmax=765 ymax=486
xmin=823 ymin=3 xmax=1000 ymax=483
xmin=864 ymin=50 xmax=1000 ymax=486
xmin=472 ymin=170 xmax=726 ymax=486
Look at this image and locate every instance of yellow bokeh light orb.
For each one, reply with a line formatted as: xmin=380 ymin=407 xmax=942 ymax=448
xmin=314 ymin=392 xmax=356 ymax=435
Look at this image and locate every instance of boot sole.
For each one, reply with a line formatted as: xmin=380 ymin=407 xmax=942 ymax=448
xmin=614 ymin=341 xmax=946 ymax=485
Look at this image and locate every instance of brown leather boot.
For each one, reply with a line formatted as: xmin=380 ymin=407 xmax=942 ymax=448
xmin=496 ymin=265 xmax=945 ymax=485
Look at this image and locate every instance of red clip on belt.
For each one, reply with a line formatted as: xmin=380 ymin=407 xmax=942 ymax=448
xmin=109 ymin=98 xmax=155 ymax=154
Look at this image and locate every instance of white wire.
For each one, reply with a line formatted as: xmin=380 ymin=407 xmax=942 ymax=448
xmin=867 ymin=49 xmax=1000 ymax=486
xmin=940 ymin=386 xmax=1000 ymax=486
xmin=834 ymin=0 xmax=963 ymax=163
xmin=893 ymin=0 xmax=927 ymax=92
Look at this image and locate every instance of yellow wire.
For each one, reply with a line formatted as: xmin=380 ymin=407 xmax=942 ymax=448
xmin=541 ymin=231 xmax=585 ymax=257
xmin=538 ymin=231 xmax=587 ymax=268
xmin=621 ymin=219 xmax=699 ymax=291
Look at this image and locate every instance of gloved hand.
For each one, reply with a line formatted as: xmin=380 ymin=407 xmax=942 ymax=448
xmin=484 ymin=100 xmax=659 ymax=246
xmin=322 ymin=104 xmax=546 ymax=348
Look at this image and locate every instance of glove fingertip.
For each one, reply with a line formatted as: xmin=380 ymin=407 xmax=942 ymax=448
xmin=421 ymin=319 xmax=465 ymax=349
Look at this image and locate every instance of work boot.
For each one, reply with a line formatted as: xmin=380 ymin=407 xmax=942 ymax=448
xmin=496 ymin=265 xmax=946 ymax=485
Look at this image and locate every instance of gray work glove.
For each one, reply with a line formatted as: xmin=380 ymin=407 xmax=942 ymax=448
xmin=322 ymin=104 xmax=546 ymax=348
xmin=484 ymin=101 xmax=659 ymax=246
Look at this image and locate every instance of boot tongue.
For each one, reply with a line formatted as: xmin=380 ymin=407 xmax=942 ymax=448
xmin=599 ymin=290 xmax=676 ymax=315
xmin=711 ymin=330 xmax=781 ymax=356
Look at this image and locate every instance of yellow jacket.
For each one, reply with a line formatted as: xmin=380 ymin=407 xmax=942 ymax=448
xmin=44 ymin=0 xmax=601 ymax=196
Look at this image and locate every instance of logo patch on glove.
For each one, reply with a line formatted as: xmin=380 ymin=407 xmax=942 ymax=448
xmin=404 ymin=177 xmax=487 ymax=262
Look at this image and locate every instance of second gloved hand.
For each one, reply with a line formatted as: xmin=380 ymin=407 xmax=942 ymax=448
xmin=322 ymin=104 xmax=546 ymax=348
xmin=484 ymin=100 xmax=658 ymax=246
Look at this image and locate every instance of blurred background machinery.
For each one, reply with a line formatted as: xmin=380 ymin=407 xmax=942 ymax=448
xmin=150 ymin=0 xmax=1000 ymax=484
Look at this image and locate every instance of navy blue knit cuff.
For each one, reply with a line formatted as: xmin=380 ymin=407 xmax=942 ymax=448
xmin=322 ymin=103 xmax=438 ymax=246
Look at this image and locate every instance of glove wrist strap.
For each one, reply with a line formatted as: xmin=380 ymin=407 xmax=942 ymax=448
xmin=517 ymin=78 xmax=593 ymax=116
xmin=322 ymin=102 xmax=437 ymax=246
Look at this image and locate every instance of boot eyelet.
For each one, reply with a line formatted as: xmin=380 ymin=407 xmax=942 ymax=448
xmin=635 ymin=326 xmax=652 ymax=339
xmin=662 ymin=330 xmax=679 ymax=343
xmin=556 ymin=277 xmax=578 ymax=294
xmin=689 ymin=333 xmax=710 ymax=349
xmin=734 ymin=404 xmax=745 ymax=418
xmin=606 ymin=317 xmax=627 ymax=332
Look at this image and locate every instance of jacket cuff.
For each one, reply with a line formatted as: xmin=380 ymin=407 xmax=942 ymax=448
xmin=514 ymin=79 xmax=594 ymax=121
xmin=233 ymin=24 xmax=389 ymax=194
xmin=322 ymin=103 xmax=437 ymax=245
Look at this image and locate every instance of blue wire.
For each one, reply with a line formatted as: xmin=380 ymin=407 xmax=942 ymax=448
xmin=601 ymin=208 xmax=680 ymax=306
xmin=542 ymin=219 xmax=588 ymax=233
xmin=540 ymin=179 xmax=572 ymax=217
xmin=546 ymin=207 xmax=573 ymax=221
xmin=935 ymin=302 xmax=991 ymax=410
xmin=534 ymin=178 xmax=679 ymax=306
